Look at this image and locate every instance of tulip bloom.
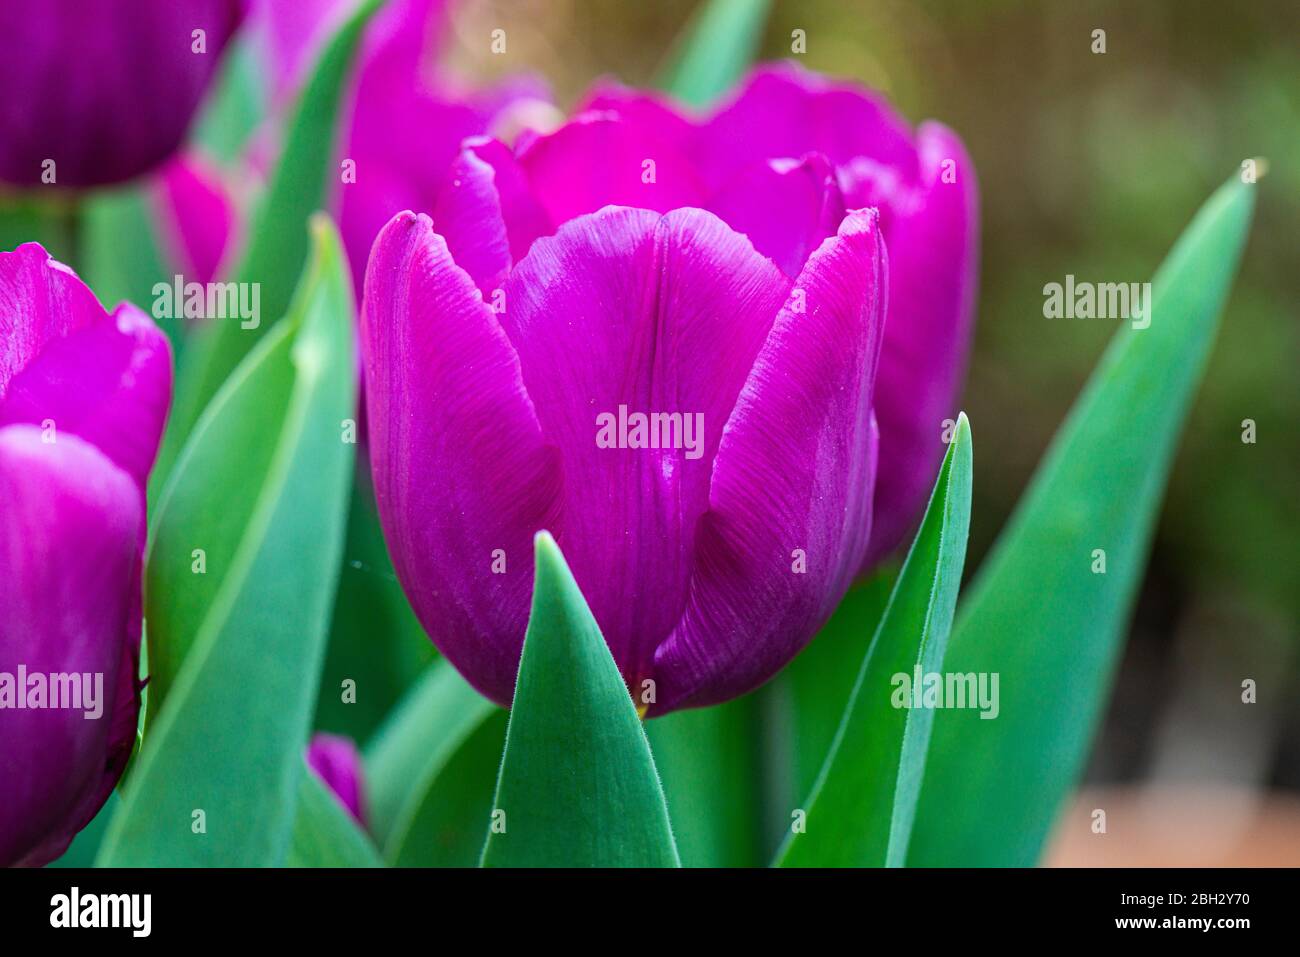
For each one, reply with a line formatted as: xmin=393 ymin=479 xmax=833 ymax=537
xmin=364 ymin=201 xmax=885 ymax=714
xmin=360 ymin=63 xmax=975 ymax=714
xmin=306 ymin=733 xmax=367 ymax=825
xmin=0 ymin=0 xmax=247 ymax=188
xmin=0 ymin=245 xmax=171 ymax=866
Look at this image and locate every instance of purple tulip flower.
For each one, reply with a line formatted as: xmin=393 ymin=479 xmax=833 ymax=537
xmin=0 ymin=245 xmax=172 ymax=867
xmin=0 ymin=0 xmax=247 ymax=188
xmin=360 ymin=62 xmax=976 ymax=715
xmin=306 ymin=733 xmax=367 ymax=826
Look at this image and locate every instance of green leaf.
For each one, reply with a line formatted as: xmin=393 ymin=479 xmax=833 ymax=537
xmin=777 ymin=413 xmax=973 ymax=868
xmin=286 ymin=767 xmax=384 ymax=868
xmin=0 ymin=194 xmax=77 ymax=262
xmin=315 ymin=464 xmax=435 ymax=742
xmin=97 ymin=216 xmax=356 ymax=866
xmin=155 ymin=0 xmax=384 ymax=491
xmin=81 ymin=188 xmax=179 ymax=348
xmin=480 ymin=532 xmax=680 ymax=868
xmin=645 ymin=697 xmax=764 ymax=867
xmin=775 ymin=567 xmax=896 ymax=806
xmin=658 ymin=0 xmax=771 ymax=108
xmin=192 ymin=37 xmax=268 ymax=166
xmin=908 ymin=173 xmax=1257 ymax=867
xmin=364 ymin=658 xmax=503 ymax=865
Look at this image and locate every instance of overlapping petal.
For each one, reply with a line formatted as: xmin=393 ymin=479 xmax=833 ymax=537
xmin=0 ymin=426 xmax=143 ymax=867
xmin=361 ymin=212 xmax=561 ymax=705
xmin=501 ymin=207 xmax=793 ymax=690
xmin=853 ymin=123 xmax=979 ymax=565
xmin=653 ymin=210 xmax=886 ymax=711
xmin=0 ymin=245 xmax=172 ymax=488
xmin=705 ymin=153 xmax=846 ymax=278
xmin=432 ymin=138 xmax=552 ymax=296
xmin=516 ymin=113 xmax=707 ymax=224
xmin=697 ymin=61 xmax=919 ymax=188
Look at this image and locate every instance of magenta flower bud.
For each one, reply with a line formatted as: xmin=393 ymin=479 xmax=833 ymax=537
xmin=306 ymin=733 xmax=367 ymax=826
xmin=362 ymin=196 xmax=885 ymax=714
xmin=0 ymin=244 xmax=172 ymax=867
xmin=359 ymin=63 xmax=975 ymax=714
xmin=0 ymin=1 xmax=248 ymax=188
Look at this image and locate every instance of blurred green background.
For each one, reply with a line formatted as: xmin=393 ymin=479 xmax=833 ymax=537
xmin=446 ymin=0 xmax=1300 ymax=839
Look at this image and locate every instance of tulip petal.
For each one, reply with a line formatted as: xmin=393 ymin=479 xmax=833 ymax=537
xmin=501 ymin=206 xmax=792 ymax=688
xmin=517 ymin=112 xmax=708 ymax=224
xmin=306 ymin=732 xmax=367 ymax=825
xmin=579 ymin=80 xmax=699 ymax=152
xmin=154 ymin=153 xmax=239 ymax=285
xmin=653 ymin=209 xmax=887 ymax=712
xmin=0 ymin=303 xmax=172 ymax=491
xmin=0 ymin=244 xmax=107 ymax=396
xmin=857 ymin=123 xmax=979 ymax=566
xmin=698 ymin=62 xmax=918 ymax=190
xmin=433 ymin=138 xmax=552 ymax=297
xmin=0 ymin=425 xmax=142 ymax=867
xmin=706 ymin=153 xmax=846 ymax=278
xmin=361 ymin=212 xmax=561 ymax=706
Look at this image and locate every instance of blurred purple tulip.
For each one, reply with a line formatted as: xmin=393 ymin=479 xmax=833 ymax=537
xmin=0 ymin=245 xmax=172 ymax=867
xmin=306 ymin=733 xmax=367 ymax=825
xmin=238 ymin=0 xmax=553 ymax=291
xmin=0 ymin=0 xmax=247 ymax=188
xmin=359 ymin=62 xmax=976 ymax=714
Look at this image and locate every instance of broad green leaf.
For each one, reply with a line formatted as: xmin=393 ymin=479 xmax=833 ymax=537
xmin=908 ymin=173 xmax=1257 ymax=867
xmin=658 ymin=0 xmax=771 ymax=108
xmin=645 ymin=697 xmax=763 ymax=867
xmin=386 ymin=713 xmax=508 ymax=867
xmin=193 ymin=37 xmax=268 ymax=166
xmin=97 ymin=217 xmax=356 ymax=866
xmin=480 ymin=533 xmax=679 ymax=868
xmin=364 ymin=657 xmax=501 ymax=864
xmin=156 ymin=0 xmax=384 ymax=490
xmin=315 ymin=464 xmax=435 ymax=742
xmin=777 ymin=413 xmax=973 ymax=868
xmin=775 ymin=567 xmax=896 ymax=805
xmin=286 ymin=766 xmax=383 ymax=868
xmin=81 ymin=188 xmax=178 ymax=348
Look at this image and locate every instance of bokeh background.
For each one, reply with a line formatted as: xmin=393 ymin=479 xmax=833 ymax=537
xmin=441 ymin=0 xmax=1300 ymax=863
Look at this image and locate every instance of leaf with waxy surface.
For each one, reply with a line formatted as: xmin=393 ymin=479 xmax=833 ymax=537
xmin=777 ymin=413 xmax=972 ymax=867
xmin=365 ymin=657 xmax=504 ymax=866
xmin=480 ymin=533 xmax=680 ymax=868
xmin=646 ymin=696 xmax=764 ymax=867
xmin=658 ymin=0 xmax=771 ymax=108
xmin=908 ymin=173 xmax=1257 ymax=867
xmin=97 ymin=216 xmax=356 ymax=866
